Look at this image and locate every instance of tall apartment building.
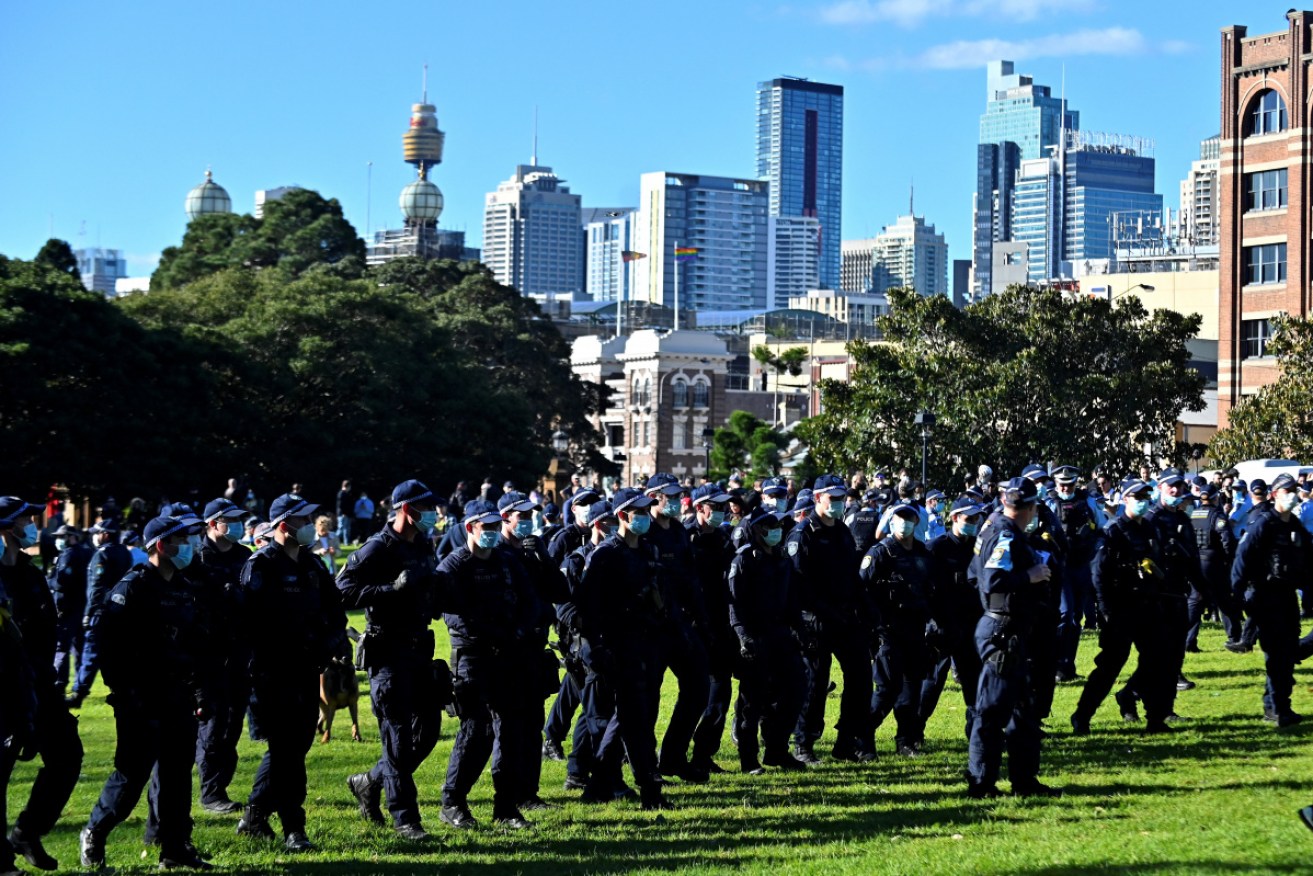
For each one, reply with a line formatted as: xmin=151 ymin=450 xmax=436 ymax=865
xmin=756 ymin=78 xmax=844 ymax=290
xmin=632 ymin=172 xmax=769 ymax=312
xmin=766 ymin=216 xmax=821 ymax=308
xmin=75 ymin=247 xmax=127 ymax=295
xmin=1180 ymin=135 xmax=1221 ymax=246
xmin=483 ymin=163 xmax=583 ymax=297
xmin=1218 ymin=12 xmax=1313 ymax=424
xmin=582 ymin=208 xmax=634 ymax=303
xmin=840 ymin=215 xmax=948 ymax=305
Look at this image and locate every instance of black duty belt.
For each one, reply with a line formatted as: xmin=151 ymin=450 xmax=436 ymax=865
xmin=984 ymin=610 xmax=1011 ymax=622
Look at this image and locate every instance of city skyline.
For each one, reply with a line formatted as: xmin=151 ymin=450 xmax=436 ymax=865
xmin=2 ymin=1 xmax=1242 ymax=280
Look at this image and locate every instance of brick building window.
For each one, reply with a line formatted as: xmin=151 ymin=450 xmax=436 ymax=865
xmin=1246 ymin=89 xmax=1288 ymax=136
xmin=672 ymin=379 xmax=688 ymax=408
xmin=1244 ymin=243 xmax=1287 ymax=285
xmin=692 ymin=380 xmax=710 ymax=409
xmin=672 ymin=421 xmax=687 ymax=450
xmin=1245 ymin=169 xmax=1288 ymax=211
xmin=1240 ymin=318 xmax=1273 ymax=359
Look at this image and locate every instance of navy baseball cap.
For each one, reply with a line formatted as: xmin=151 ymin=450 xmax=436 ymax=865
xmin=644 ymin=473 xmax=684 ymax=497
xmin=743 ymin=505 xmax=781 ymax=529
xmin=1191 ymin=475 xmax=1209 ymax=489
xmin=1001 ymin=477 xmax=1039 ymax=508
xmin=862 ymin=488 xmax=879 ymax=502
xmin=392 ymin=479 xmax=435 ymax=507
xmin=612 ymin=487 xmax=655 ymax=514
xmin=813 ymin=474 xmax=848 ymax=497
xmin=925 ymin=489 xmax=945 ymax=501
xmin=462 ymin=499 xmax=503 ymax=526
xmin=1199 ymin=483 xmax=1220 ymax=499
xmin=203 ymin=498 xmax=245 ymax=522
xmin=586 ymin=500 xmax=616 ymax=526
xmin=119 ymin=530 xmax=141 ymax=546
xmin=269 ymin=493 xmax=320 ymax=525
xmin=1271 ymin=473 xmax=1298 ymax=492
xmin=543 ymin=502 xmax=560 ymax=518
xmin=691 ymin=484 xmax=731 ymax=506
xmin=1051 ymin=465 xmax=1079 ymax=484
xmin=950 ymin=497 xmax=984 ymax=516
xmin=1299 ymin=481 xmax=1312 ymax=494
xmin=90 ymin=517 xmax=121 ymax=534
xmin=888 ymin=503 xmax=919 ymax=521
xmin=1233 ymin=480 xmax=1248 ymax=492
xmin=0 ymin=497 xmax=39 ymax=527
xmin=144 ymin=516 xmax=191 ymax=549
xmin=1157 ymin=468 xmax=1186 ymax=487
xmin=1020 ymin=464 xmax=1048 ymax=481
xmin=1250 ymin=479 xmax=1269 ymax=495
xmin=965 ymin=487 xmax=986 ymax=503
xmin=572 ymin=487 xmax=601 ymax=507
xmin=253 ymin=521 xmax=276 ymax=541
xmin=793 ymin=489 xmax=815 ymax=513
xmin=497 ymin=491 xmax=538 ymax=514
xmin=1121 ymin=480 xmax=1153 ymax=499
xmin=761 ymin=478 xmax=788 ymax=498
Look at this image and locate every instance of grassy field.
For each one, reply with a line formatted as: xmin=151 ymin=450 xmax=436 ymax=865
xmin=9 ymin=616 xmax=1313 ymax=875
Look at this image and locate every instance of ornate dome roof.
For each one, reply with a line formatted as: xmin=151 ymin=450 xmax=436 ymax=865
xmin=185 ymin=170 xmax=232 ymax=220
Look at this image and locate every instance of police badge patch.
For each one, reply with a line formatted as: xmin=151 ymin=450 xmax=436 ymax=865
xmin=860 ymin=554 xmax=873 ymax=571
xmin=787 ymin=541 xmax=799 ymax=557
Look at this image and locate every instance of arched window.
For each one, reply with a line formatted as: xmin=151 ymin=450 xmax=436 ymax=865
xmin=692 ymin=380 xmax=710 ymax=409
xmin=631 ymin=375 xmax=642 ymax=406
xmin=672 ymin=379 xmax=689 ymax=408
xmin=642 ymin=377 xmax=652 ymax=407
xmin=1247 ymin=89 xmax=1288 ymax=136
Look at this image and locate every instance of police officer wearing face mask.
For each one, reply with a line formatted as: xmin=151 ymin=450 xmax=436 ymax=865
xmin=79 ymin=516 xmax=212 ymax=872
xmin=966 ymin=478 xmax=1059 ymax=799
xmin=339 ymin=480 xmax=444 ymax=841
xmin=684 ymin=484 xmax=737 ymax=775
xmin=1070 ymin=480 xmax=1174 ymax=735
xmin=920 ymin=498 xmax=986 ymax=742
xmin=0 ymin=498 xmax=83 ymax=875
xmin=48 ymin=523 xmax=92 ymax=694
xmin=1188 ymin=484 xmax=1242 ymax=652
xmin=69 ymin=518 xmax=135 ymax=707
xmin=572 ymin=487 xmax=673 ymax=810
xmin=234 ymin=494 xmax=349 ymax=852
xmin=1232 ymin=472 xmax=1308 ymax=726
xmin=1016 ymin=466 xmax=1068 ymax=723
xmin=729 ymin=506 xmax=808 ymax=774
xmin=437 ymin=499 xmax=542 ymax=831
xmin=846 ymin=490 xmax=882 ymax=555
xmin=789 ymin=474 xmax=872 ymax=764
xmin=761 ymin=478 xmax=791 ymax=515
xmin=861 ymin=503 xmax=934 ymax=756
xmin=1046 ymin=466 xmax=1105 ymax=683
xmin=496 ymin=490 xmax=568 ymax=813
xmin=547 ymin=487 xmax=601 ymax=567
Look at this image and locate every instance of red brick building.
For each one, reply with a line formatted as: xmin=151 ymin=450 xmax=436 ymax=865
xmin=1219 ymin=12 xmax=1313 ymax=424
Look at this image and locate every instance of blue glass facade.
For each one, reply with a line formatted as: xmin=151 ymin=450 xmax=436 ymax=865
xmin=1063 ymin=149 xmax=1161 ymax=263
xmin=756 ymin=78 xmax=843 ymax=290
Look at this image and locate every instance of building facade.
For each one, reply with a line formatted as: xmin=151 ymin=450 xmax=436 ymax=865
xmin=767 ymin=215 xmax=822 ymax=308
xmin=756 ymin=78 xmax=844 ymax=290
xmin=1180 ymin=136 xmax=1221 ymax=246
xmin=582 ymin=207 xmax=634 ymax=303
xmin=75 ymin=248 xmax=127 ymax=295
xmin=869 ymin=214 xmax=949 ymax=299
xmin=483 ymin=163 xmax=583 ymax=297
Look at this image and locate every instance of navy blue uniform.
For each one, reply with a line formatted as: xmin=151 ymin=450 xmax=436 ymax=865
xmin=846 ymin=505 xmax=881 ymax=555
xmin=1190 ymin=502 xmax=1240 ymax=647
xmin=236 ymin=543 xmax=348 ymax=835
xmin=1050 ymin=489 xmax=1102 ymax=677
xmin=920 ymin=530 xmax=982 ymax=739
xmin=84 ymin=563 xmax=209 ymax=858
xmin=1129 ymin=503 xmax=1202 ymax=709
xmin=860 ymin=535 xmax=933 ymax=751
xmin=1232 ymin=505 xmax=1309 ymax=719
xmin=438 ymin=545 xmax=540 ymax=816
xmin=73 ymin=541 xmax=135 ymax=699
xmin=788 ymin=514 xmax=871 ymax=755
xmin=728 ymin=542 xmax=805 ymax=767
xmin=967 ymin=512 xmax=1046 ymax=790
xmin=550 ymin=541 xmax=599 ymax=784
xmin=48 ymin=541 xmax=92 ymax=689
xmin=0 ymin=553 xmax=82 ymax=866
xmin=547 ymin=522 xmax=589 ymax=568
xmin=686 ymin=519 xmax=736 ymax=767
xmin=337 ymin=524 xmax=442 ymax=828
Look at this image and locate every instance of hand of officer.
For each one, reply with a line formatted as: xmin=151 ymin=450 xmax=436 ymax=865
xmin=194 ymin=690 xmax=214 ymax=723
xmin=392 ymin=571 xmax=409 ymax=592
xmin=738 ymin=635 xmax=758 ymax=662
xmin=1027 ymin=564 xmax=1051 ymax=583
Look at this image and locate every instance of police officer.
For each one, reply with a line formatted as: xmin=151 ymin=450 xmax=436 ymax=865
xmin=1136 ymin=468 xmax=1204 ymax=701
xmin=572 ymin=487 xmax=672 ymax=810
xmin=497 ymin=490 xmax=568 ymax=812
xmin=924 ymin=490 xmax=947 ymax=542
xmin=48 ymin=523 xmax=92 ymax=692
xmin=547 ymin=486 xmax=601 ymax=567
xmin=790 ymin=474 xmax=872 ymax=764
xmin=437 ymin=499 xmax=541 ymax=830
xmin=729 ymin=506 xmax=807 ymax=774
xmin=1070 ymin=480 xmax=1174 ymax=735
xmin=920 ymin=497 xmax=985 ymax=741
xmin=846 ymin=490 xmax=882 ymax=555
xmin=966 ymin=478 xmax=1058 ymax=798
xmin=1189 ymin=484 xmax=1241 ymax=651
xmin=1047 ymin=466 xmax=1104 ymax=682
xmin=234 ymin=493 xmax=349 ymax=852
xmin=69 ymin=517 xmax=134 ymax=706
xmin=0 ymin=498 xmax=82 ymax=873
xmin=761 ymin=478 xmax=791 ymax=516
xmin=862 ymin=502 xmax=933 ymax=756
xmin=79 ymin=516 xmax=212 ymax=871
xmin=1232 ymin=472 xmax=1307 ymax=726
xmin=1019 ymin=465 xmax=1068 ymax=721
xmin=339 ymin=480 xmax=444 ymax=840
xmin=685 ymin=483 xmax=736 ymax=774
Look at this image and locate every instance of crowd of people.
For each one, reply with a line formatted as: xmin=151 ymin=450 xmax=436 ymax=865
xmin=1 ymin=461 xmax=1310 ymax=872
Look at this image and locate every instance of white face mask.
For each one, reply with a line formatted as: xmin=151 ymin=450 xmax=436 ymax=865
xmin=1277 ymin=492 xmax=1300 ymax=513
xmin=893 ymin=517 xmax=916 ymax=538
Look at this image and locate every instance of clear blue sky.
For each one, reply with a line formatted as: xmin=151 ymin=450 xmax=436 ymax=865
xmin=0 ymin=0 xmax=1266 ymax=278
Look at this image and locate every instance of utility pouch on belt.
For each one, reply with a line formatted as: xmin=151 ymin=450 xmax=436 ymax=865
xmin=431 ymin=658 xmax=454 ymax=710
xmin=539 ymin=649 xmax=561 ymax=697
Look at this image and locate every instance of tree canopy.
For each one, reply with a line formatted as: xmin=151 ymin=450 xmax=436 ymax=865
xmin=709 ymin=411 xmax=790 ymax=482
xmin=1209 ymin=315 xmax=1313 ymax=465
xmin=797 ymin=286 xmax=1206 ymax=488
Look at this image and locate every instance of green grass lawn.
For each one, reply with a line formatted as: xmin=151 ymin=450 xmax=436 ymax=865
xmin=10 ymin=618 xmax=1313 ymax=875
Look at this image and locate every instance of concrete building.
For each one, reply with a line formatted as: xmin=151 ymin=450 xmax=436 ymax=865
xmin=1180 ymin=136 xmax=1221 ymax=246
xmin=757 ymin=77 xmax=844 ymax=290
xmin=254 ymin=186 xmax=300 ymax=219
xmin=483 ymin=163 xmax=583 ymax=297
xmin=787 ymin=289 xmax=883 ymax=333
xmin=840 ymin=238 xmax=876 ymax=295
xmin=582 ymin=207 xmax=634 ymax=303
xmin=632 ymin=172 xmax=769 ymax=313
xmin=1218 ymin=12 xmax=1312 ymax=425
xmin=869 ymin=214 xmax=949 ymax=299
xmin=767 ymin=215 xmax=822 ymax=308
xmin=75 ymin=248 xmax=126 ymax=295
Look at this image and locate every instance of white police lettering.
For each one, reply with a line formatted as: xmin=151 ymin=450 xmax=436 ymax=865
xmin=985 ymin=534 xmax=1013 ymax=571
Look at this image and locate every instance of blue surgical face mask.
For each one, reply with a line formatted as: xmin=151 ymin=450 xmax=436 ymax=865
xmin=762 ymin=528 xmax=783 ymax=547
xmin=54 ymin=537 xmax=68 ymax=552
xmin=170 ymin=543 xmax=194 ymax=570
xmin=1128 ymin=499 xmax=1150 ymax=518
xmin=1056 ymin=487 xmax=1074 ymax=501
xmin=224 ymin=523 xmax=245 ymax=543
xmin=476 ymin=530 xmax=501 ymax=550
xmin=825 ymin=499 xmax=845 ymax=520
xmin=16 ymin=522 xmax=38 ymax=549
xmin=893 ymin=518 xmax=916 ymax=538
xmin=414 ymin=511 xmax=439 ymax=533
xmin=1163 ymin=493 xmax=1184 ymax=508
xmin=628 ymin=514 xmax=651 ymax=536
xmin=1277 ymin=492 xmax=1300 ymax=513
xmin=1036 ymin=484 xmax=1049 ymax=500
xmin=514 ymin=519 xmax=534 ymax=537
xmin=961 ymin=522 xmax=979 ymax=537
xmin=662 ymin=501 xmax=682 ymax=519
xmin=1025 ymin=516 xmax=1039 ymax=533
xmin=708 ymin=510 xmax=726 ymax=527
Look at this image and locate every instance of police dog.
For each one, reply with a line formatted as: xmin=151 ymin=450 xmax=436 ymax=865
xmin=318 ymin=657 xmax=361 ymax=743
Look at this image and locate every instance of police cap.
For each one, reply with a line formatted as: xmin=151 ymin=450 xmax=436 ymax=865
xmin=743 ymin=505 xmax=781 ymax=529
xmin=813 ymin=474 xmax=848 ymax=497
xmin=1121 ymin=479 xmax=1153 ymax=499
xmin=0 ymin=496 xmax=40 ymax=528
xmin=889 ymin=502 xmax=920 ymax=521
xmin=793 ymin=489 xmax=815 ymax=513
xmin=1250 ymin=478 xmax=1269 ymax=495
xmin=143 ymin=516 xmax=191 ymax=549
xmin=761 ymin=478 xmax=788 ymax=498
xmin=497 ymin=491 xmax=538 ymax=514
xmin=462 ymin=500 xmax=502 ymax=527
xmin=586 ymin=500 xmax=615 ymax=526
xmin=269 ymin=494 xmax=320 ymax=526
xmin=925 ymin=489 xmax=945 ymax=501
xmin=1020 ymin=464 xmax=1048 ymax=481
xmin=691 ymin=484 xmax=731 ymax=506
xmin=1157 ymin=468 xmax=1186 ymax=487
xmin=949 ymin=497 xmax=984 ymax=517
xmin=1051 ymin=465 xmax=1080 ymax=484
xmin=644 ymin=473 xmax=683 ymax=497
xmin=203 ymin=498 xmax=245 ymax=523
xmin=1270 ymin=473 xmax=1298 ymax=493
xmin=612 ymin=488 xmax=655 ymax=515
xmin=89 ymin=518 xmax=121 ymax=535
xmin=572 ymin=487 xmax=602 ymax=508
xmin=1001 ymin=477 xmax=1039 ymax=508
xmin=391 ymin=479 xmax=435 ymax=508
xmin=120 ymin=530 xmax=141 ymax=546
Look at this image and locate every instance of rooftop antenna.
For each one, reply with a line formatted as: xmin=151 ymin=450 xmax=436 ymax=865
xmin=422 ymin=62 xmax=428 ymax=103
xmin=909 ymin=179 xmax=914 ymax=217
xmin=532 ymin=105 xmax=538 ymax=165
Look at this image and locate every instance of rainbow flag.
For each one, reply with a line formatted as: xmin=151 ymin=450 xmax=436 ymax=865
xmin=621 ymin=250 xmax=646 ymax=262
xmin=674 ymin=247 xmax=698 ymax=262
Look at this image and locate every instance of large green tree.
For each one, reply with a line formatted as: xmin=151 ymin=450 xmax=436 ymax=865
xmin=797 ymin=286 xmax=1206 ymax=488
xmin=1209 ymin=315 xmax=1313 ymax=464
xmin=709 ymin=410 xmax=790 ymax=482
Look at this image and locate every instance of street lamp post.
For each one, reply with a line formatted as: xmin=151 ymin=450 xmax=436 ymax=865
xmin=914 ymin=410 xmax=936 ymax=486
xmin=1109 ymin=282 xmax=1155 ymax=302
xmin=702 ymin=427 xmax=715 ymax=480
xmin=546 ymin=429 xmax=570 ymax=501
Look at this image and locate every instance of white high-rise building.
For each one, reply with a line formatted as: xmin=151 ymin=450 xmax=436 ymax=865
xmin=75 ymin=247 xmax=127 ymax=295
xmin=849 ymin=214 xmax=949 ymax=304
xmin=1179 ymin=135 xmax=1220 ymax=246
xmin=254 ymin=186 xmax=301 ymax=219
xmin=766 ymin=216 xmax=821 ymax=309
xmin=483 ymin=163 xmax=583 ymax=297
xmin=582 ymin=207 xmax=634 ymax=302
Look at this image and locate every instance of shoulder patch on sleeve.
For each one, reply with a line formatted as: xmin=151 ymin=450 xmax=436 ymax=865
xmin=984 ymin=534 xmax=1013 ymax=571
xmin=860 ymin=554 xmax=874 ymax=571
xmin=110 ymin=592 xmax=126 ymax=605
xmin=786 ymin=540 xmax=799 ymax=557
